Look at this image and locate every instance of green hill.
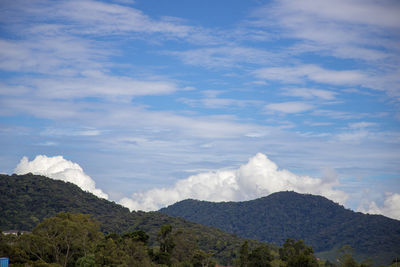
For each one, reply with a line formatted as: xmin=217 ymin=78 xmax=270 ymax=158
xmin=0 ymin=173 xmax=265 ymax=265
xmin=160 ymin=191 xmax=400 ymax=265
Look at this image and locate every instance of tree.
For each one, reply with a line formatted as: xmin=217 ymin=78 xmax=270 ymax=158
xmin=155 ymin=224 xmax=175 ymax=266
xmin=122 ymin=230 xmax=149 ymax=244
xmin=121 ymin=231 xmax=152 ymax=266
xmin=279 ymin=239 xmax=318 ymax=267
xmin=191 ymin=249 xmax=215 ymax=267
xmin=24 ymin=212 xmax=101 ymax=267
xmin=238 ymin=241 xmax=249 ymax=267
xmin=75 ymin=254 xmax=95 ymax=267
xmin=247 ymin=244 xmax=272 ymax=267
xmin=158 ymin=224 xmax=175 ymax=254
xmin=94 ymin=237 xmax=122 ymax=266
xmin=171 ymin=228 xmax=198 ymax=264
xmin=337 ymin=245 xmax=358 ymax=267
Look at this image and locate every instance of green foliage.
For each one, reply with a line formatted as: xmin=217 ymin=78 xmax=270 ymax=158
xmin=191 ymin=249 xmax=215 ymax=267
xmin=154 ymin=224 xmax=175 ymax=266
xmin=19 ymin=212 xmax=101 ymax=267
xmin=338 ymin=246 xmax=359 ymax=267
xmin=160 ymin=191 xmax=400 ymax=265
xmin=279 ymin=239 xmax=318 ymax=267
xmin=158 ymin=224 xmax=175 ymax=254
xmin=0 ymin=174 xmax=264 ymax=265
xmin=247 ymin=244 xmax=273 ymax=267
xmin=171 ymin=228 xmax=198 ymax=264
xmin=75 ymin=254 xmax=95 ymax=267
xmin=237 ymin=241 xmax=273 ymax=267
xmin=0 ymin=212 xmax=380 ymax=267
xmin=238 ymin=241 xmax=249 ymax=267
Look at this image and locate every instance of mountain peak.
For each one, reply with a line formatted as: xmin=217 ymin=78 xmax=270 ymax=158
xmin=160 ymin=191 xmax=400 ymax=265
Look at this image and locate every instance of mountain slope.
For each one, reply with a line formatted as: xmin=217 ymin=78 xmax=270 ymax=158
xmin=160 ymin=191 xmax=400 ymax=264
xmin=0 ymin=173 xmax=265 ymax=264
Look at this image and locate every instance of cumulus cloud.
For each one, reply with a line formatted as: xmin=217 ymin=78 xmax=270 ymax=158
xmin=360 ymin=193 xmax=400 ymax=220
xmin=119 ymin=153 xmax=347 ymax=211
xmin=14 ymin=155 xmax=108 ymax=199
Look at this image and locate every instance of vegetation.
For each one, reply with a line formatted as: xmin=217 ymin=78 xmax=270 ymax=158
xmin=0 ymin=174 xmax=265 ymax=265
xmin=1 ymin=213 xmax=378 ymax=267
xmin=0 ymin=212 xmax=216 ymax=266
xmin=160 ymin=191 xmax=400 ymax=265
xmin=1 ymin=174 xmax=399 ymax=266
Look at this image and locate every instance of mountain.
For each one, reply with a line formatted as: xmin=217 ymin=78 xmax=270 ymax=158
xmin=0 ymin=173 xmax=265 ymax=265
xmin=160 ymin=191 xmax=400 ymax=265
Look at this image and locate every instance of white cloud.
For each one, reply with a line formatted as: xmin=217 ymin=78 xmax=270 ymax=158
xmin=168 ymin=46 xmax=275 ymax=68
xmin=251 ymin=0 xmax=400 ymax=99
xmin=254 ymin=65 xmax=366 ymax=86
xmin=119 ymin=153 xmax=347 ymax=211
xmin=348 ymin=122 xmax=377 ymax=129
xmin=179 ymin=97 xmax=262 ymax=109
xmin=14 ymin=155 xmax=108 ymax=199
xmin=265 ymin=101 xmax=314 ymax=114
xmin=59 ymin=0 xmax=193 ymax=37
xmin=360 ymin=193 xmax=400 ymax=220
xmin=336 ymin=121 xmax=378 ymax=143
xmin=30 ymin=73 xmax=179 ymax=99
xmin=253 ymin=0 xmax=400 ymax=52
xmin=282 ymin=87 xmax=337 ymax=100
xmin=277 ymin=0 xmax=400 ymax=30
xmin=336 ymin=130 xmax=369 ymax=144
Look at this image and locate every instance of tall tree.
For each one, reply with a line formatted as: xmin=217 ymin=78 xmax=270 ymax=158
xmin=247 ymin=244 xmax=272 ymax=267
xmin=238 ymin=241 xmax=249 ymax=267
xmin=23 ymin=212 xmax=101 ymax=267
xmin=338 ymin=245 xmax=358 ymax=267
xmin=280 ymin=239 xmax=318 ymax=267
xmin=155 ymin=224 xmax=175 ymax=266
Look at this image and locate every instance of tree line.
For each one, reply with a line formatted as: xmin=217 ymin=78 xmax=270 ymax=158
xmin=1 ymin=212 xmax=386 ymax=267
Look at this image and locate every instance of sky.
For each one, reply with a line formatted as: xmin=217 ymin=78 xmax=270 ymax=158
xmin=1 ymin=0 xmax=400 ymax=219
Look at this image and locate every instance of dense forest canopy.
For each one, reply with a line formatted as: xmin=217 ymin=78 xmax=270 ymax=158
xmin=1 ymin=212 xmax=380 ymax=267
xmin=0 ymin=174 xmax=265 ymax=264
xmin=1 ymin=174 xmax=399 ymax=266
xmin=160 ymin=192 xmax=400 ymax=265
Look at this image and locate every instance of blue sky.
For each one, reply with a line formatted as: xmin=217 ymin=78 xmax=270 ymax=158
xmin=1 ymin=0 xmax=400 ymax=217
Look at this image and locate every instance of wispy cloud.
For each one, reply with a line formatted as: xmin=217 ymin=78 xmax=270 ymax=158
xmin=254 ymin=65 xmax=366 ymax=86
xmin=250 ymin=0 xmax=400 ymax=99
xmin=265 ymin=101 xmax=314 ymax=114
xmin=179 ymin=97 xmax=262 ymax=109
xmin=168 ymin=46 xmax=276 ymax=68
xmin=281 ymin=87 xmax=337 ymax=100
xmin=28 ymin=73 xmax=179 ymax=99
xmin=1 ymin=0 xmax=218 ymax=44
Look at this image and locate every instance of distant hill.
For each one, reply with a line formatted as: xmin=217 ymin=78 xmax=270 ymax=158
xmin=160 ymin=191 xmax=400 ymax=265
xmin=0 ymin=173 xmax=265 ymax=265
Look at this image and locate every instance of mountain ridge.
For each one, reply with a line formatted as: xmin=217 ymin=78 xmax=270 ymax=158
xmin=0 ymin=173 xmax=266 ymax=265
xmin=160 ymin=191 xmax=400 ymax=265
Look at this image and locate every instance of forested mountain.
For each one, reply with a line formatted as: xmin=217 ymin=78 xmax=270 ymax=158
xmin=0 ymin=173 xmax=264 ymax=265
xmin=2 ymin=173 xmax=399 ymax=265
xmin=160 ymin=192 xmax=400 ymax=265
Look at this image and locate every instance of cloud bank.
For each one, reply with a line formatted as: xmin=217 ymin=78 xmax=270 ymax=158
xmin=14 ymin=155 xmax=108 ymax=199
xmin=11 ymin=153 xmax=400 ymax=220
xmin=119 ymin=153 xmax=347 ymax=211
xmin=361 ymin=193 xmax=400 ymax=220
